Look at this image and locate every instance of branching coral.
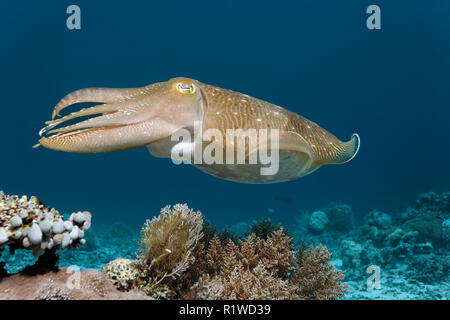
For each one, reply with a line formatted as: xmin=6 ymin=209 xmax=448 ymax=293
xmin=193 ymin=228 xmax=346 ymax=300
xmin=205 ymin=235 xmax=223 ymax=274
xmin=207 ymin=261 xmax=291 ymax=300
xmin=217 ymin=226 xmax=240 ymax=245
xmin=259 ymin=229 xmax=296 ymax=278
xmin=193 ymin=237 xmax=291 ymax=300
xmin=291 ymin=244 xmax=347 ymax=300
xmin=245 ymin=219 xmax=282 ymax=240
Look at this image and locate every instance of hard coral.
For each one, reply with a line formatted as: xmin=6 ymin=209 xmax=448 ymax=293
xmin=366 ymin=210 xmax=392 ymax=229
xmin=308 ymin=211 xmax=329 ymax=234
xmin=415 ymin=192 xmax=450 ymax=215
xmin=322 ymin=203 xmax=354 ymax=233
xmin=0 ymin=191 xmax=91 ymax=267
xmin=245 ymin=219 xmax=282 ymax=240
xmin=102 ymin=258 xmax=147 ymax=291
xmin=402 ymin=214 xmax=449 ymax=248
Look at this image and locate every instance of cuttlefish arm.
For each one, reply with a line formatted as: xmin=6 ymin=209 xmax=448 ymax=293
xmin=51 ymin=86 xmax=152 ymax=120
xmin=36 ymin=77 xmax=359 ymax=183
xmin=36 ymin=78 xmax=207 ymax=153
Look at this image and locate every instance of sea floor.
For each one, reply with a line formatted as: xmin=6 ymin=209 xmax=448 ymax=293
xmin=332 ymin=260 xmax=450 ymax=300
xmin=2 ymin=190 xmax=450 ymax=300
xmin=1 ymin=221 xmax=447 ymax=300
xmin=345 ymin=276 xmax=449 ymax=300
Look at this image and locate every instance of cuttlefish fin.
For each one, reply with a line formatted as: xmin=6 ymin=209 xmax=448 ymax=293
xmin=146 ymin=136 xmax=180 ymax=158
xmin=324 ymin=133 xmax=360 ymax=165
xmin=306 ymin=133 xmax=360 ymax=174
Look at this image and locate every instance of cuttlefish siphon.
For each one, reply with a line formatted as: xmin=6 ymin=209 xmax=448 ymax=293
xmin=36 ymin=77 xmax=360 ymax=183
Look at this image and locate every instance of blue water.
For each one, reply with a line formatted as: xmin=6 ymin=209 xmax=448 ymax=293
xmin=1 ymin=0 xmax=449 ymax=231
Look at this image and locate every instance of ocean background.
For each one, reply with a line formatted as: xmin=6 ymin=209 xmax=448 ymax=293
xmin=0 ymin=1 xmax=449 ymax=243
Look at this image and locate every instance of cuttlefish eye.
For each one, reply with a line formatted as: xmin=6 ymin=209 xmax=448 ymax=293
xmin=176 ymin=82 xmax=195 ymax=94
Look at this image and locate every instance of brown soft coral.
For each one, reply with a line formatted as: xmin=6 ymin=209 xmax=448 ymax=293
xmin=291 ymin=244 xmax=347 ymax=300
xmin=103 ymin=204 xmax=346 ymax=300
xmin=220 ymin=260 xmax=291 ymax=300
xmin=259 ymin=229 xmax=296 ymax=278
xmin=192 ymin=228 xmax=346 ymax=300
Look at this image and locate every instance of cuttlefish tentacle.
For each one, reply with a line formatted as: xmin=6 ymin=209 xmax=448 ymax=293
xmin=45 ymin=102 xmax=122 ymax=126
xmin=51 ymin=87 xmax=150 ymax=120
xmin=44 ymin=99 xmax=155 ymax=135
xmin=39 ymin=120 xmax=180 ymax=153
xmin=36 ymin=77 xmax=359 ymax=183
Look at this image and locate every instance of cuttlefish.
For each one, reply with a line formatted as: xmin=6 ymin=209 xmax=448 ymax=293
xmin=35 ymin=77 xmax=359 ymax=183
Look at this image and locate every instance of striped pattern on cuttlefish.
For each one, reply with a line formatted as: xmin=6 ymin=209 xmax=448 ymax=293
xmin=35 ymin=77 xmax=360 ymax=183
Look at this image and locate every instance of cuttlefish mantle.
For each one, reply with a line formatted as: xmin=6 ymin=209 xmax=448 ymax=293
xmin=35 ymin=77 xmax=360 ymax=184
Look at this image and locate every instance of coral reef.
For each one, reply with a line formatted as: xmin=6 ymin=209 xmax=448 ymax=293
xmin=96 ymin=204 xmax=346 ymax=300
xmin=322 ymin=203 xmax=355 ymax=233
xmin=244 ymin=219 xmax=283 ymax=240
xmin=340 ymin=203 xmax=449 ymax=283
xmin=414 ymin=192 xmax=450 ymax=217
xmin=3 ymin=190 xmax=448 ymax=300
xmin=366 ymin=210 xmax=392 ymax=229
xmin=192 ymin=230 xmax=346 ymax=300
xmin=0 ymin=191 xmax=91 ymax=273
xmin=293 ymin=203 xmax=355 ymax=247
xmin=290 ymin=191 xmax=450 ymax=299
xmin=401 ymin=214 xmax=449 ymax=248
xmin=308 ymin=211 xmax=328 ymax=234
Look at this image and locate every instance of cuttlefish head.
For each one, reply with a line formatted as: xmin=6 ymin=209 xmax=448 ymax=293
xmin=36 ymin=77 xmax=207 ymax=153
